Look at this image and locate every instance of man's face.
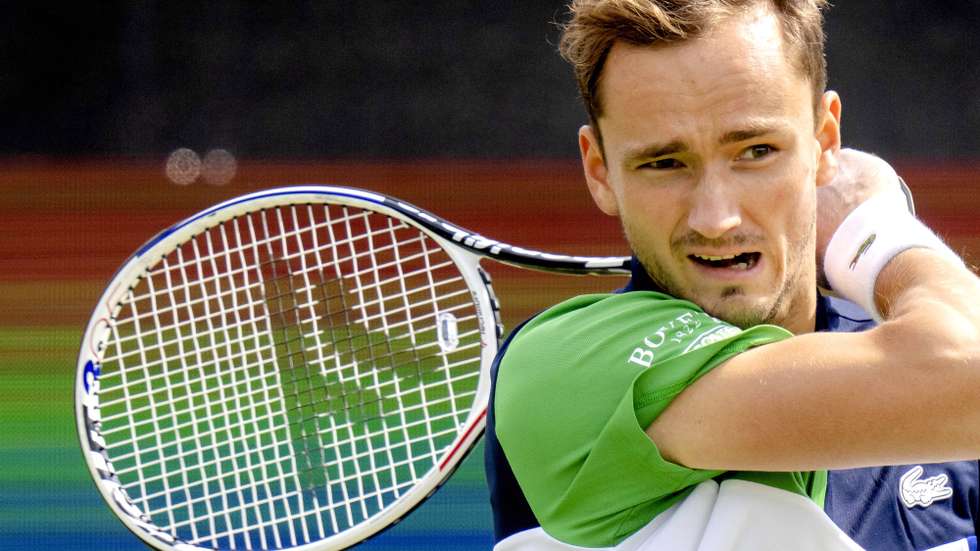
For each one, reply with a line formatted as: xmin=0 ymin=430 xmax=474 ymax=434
xmin=579 ymin=8 xmax=840 ymax=333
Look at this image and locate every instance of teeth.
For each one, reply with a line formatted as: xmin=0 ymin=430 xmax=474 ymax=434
xmin=693 ymin=254 xmax=739 ymax=261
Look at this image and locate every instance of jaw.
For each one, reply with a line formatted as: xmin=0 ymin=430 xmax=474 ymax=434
xmin=689 ymin=258 xmax=817 ymax=333
xmin=670 ymin=254 xmax=790 ymax=328
xmin=695 ymin=287 xmax=783 ymax=328
xmin=625 ymin=220 xmax=816 ymax=331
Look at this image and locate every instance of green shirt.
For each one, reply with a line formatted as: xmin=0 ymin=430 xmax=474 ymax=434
xmin=495 ymin=291 xmax=821 ymax=547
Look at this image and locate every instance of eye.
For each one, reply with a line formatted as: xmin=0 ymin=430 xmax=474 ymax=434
xmin=640 ymin=157 xmax=687 ymax=170
xmin=737 ymin=144 xmax=777 ymax=161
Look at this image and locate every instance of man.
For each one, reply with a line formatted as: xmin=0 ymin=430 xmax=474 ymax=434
xmin=485 ymin=1 xmax=980 ymax=549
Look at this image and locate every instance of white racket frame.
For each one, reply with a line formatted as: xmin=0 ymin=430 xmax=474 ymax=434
xmin=76 ymin=185 xmax=629 ymax=550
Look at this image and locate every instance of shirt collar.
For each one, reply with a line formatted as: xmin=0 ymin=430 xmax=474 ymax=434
xmin=619 ymin=256 xmax=664 ymax=294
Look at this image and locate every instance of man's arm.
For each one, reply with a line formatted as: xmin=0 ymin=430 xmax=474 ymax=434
xmin=648 ymin=153 xmax=980 ymax=472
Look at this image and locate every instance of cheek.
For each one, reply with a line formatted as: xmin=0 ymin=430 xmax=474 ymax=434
xmin=745 ymin=178 xmax=793 ymax=238
xmin=767 ymin=163 xmax=816 ymax=230
xmin=639 ymin=194 xmax=687 ymax=247
xmin=781 ymin=195 xmax=818 ymax=255
xmin=621 ymin=196 xmax=682 ymax=256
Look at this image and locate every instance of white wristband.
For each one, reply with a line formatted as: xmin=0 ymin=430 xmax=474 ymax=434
xmin=824 ymin=194 xmax=963 ymax=321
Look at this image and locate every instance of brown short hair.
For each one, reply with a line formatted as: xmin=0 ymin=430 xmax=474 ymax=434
xmin=559 ymin=0 xmax=829 ymax=136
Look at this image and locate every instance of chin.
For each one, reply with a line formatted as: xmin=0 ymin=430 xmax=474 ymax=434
xmin=642 ymin=256 xmax=793 ymax=329
xmin=697 ymin=291 xmax=779 ymax=329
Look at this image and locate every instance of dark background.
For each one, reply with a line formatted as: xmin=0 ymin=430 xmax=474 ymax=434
xmin=3 ymin=1 xmax=979 ymax=160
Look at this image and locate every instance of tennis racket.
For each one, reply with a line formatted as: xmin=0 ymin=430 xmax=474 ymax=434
xmin=76 ymin=185 xmax=630 ymax=550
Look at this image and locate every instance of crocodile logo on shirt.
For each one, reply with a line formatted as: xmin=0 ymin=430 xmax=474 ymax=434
xmin=899 ymin=465 xmax=953 ymax=508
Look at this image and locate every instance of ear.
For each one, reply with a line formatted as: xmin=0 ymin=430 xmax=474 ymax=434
xmin=814 ymin=91 xmax=842 ymax=187
xmin=579 ymin=125 xmax=619 ymax=216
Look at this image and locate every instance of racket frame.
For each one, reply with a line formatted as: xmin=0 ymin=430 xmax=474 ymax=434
xmin=76 ymin=185 xmax=628 ymax=550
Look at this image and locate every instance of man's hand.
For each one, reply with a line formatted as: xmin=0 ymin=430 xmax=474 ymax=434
xmin=816 ymin=149 xmax=910 ymax=288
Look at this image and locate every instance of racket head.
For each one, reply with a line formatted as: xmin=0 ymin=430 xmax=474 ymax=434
xmin=76 ymin=186 xmax=501 ymax=550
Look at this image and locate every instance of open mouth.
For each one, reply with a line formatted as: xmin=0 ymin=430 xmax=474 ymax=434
xmin=688 ymin=252 xmax=761 ymax=271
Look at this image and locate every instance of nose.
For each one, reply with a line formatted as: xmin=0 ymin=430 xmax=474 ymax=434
xmin=686 ymin=172 xmax=742 ymax=239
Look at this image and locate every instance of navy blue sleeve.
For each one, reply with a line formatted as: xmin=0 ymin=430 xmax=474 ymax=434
xmin=820 ymin=295 xmax=980 ymax=551
xmin=484 ymin=320 xmax=541 ymax=542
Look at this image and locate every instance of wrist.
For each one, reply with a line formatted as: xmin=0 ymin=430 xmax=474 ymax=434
xmin=823 ymin=195 xmax=963 ymax=321
xmin=873 ymin=248 xmax=942 ymax=319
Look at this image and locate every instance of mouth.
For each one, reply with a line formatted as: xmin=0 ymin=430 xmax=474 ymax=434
xmin=688 ymin=252 xmax=761 ymax=271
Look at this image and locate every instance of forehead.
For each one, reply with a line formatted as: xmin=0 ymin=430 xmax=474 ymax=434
xmin=597 ymin=8 xmax=814 ymax=140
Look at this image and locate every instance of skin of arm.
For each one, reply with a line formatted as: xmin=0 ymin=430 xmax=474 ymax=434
xmin=647 ymin=239 xmax=980 ymax=472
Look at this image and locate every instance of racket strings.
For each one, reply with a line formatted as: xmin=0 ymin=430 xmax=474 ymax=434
xmin=93 ymin=203 xmax=484 ymax=548
xmin=103 ymin=221 xmax=435 ymax=353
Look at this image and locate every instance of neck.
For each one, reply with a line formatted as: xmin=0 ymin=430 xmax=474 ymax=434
xmin=775 ymin=285 xmax=818 ymax=335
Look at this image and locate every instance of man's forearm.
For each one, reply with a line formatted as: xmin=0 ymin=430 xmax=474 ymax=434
xmin=875 ymin=248 xmax=980 ymax=365
xmin=648 ymin=247 xmax=980 ymax=471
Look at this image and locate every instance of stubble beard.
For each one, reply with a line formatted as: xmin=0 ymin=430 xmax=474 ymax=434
xmin=625 ymin=215 xmax=815 ymax=330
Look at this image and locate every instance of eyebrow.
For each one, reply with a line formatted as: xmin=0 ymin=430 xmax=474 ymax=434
xmin=623 ymin=140 xmax=689 ymax=162
xmin=622 ymin=122 xmax=790 ymax=163
xmin=719 ymin=127 xmax=772 ymax=145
